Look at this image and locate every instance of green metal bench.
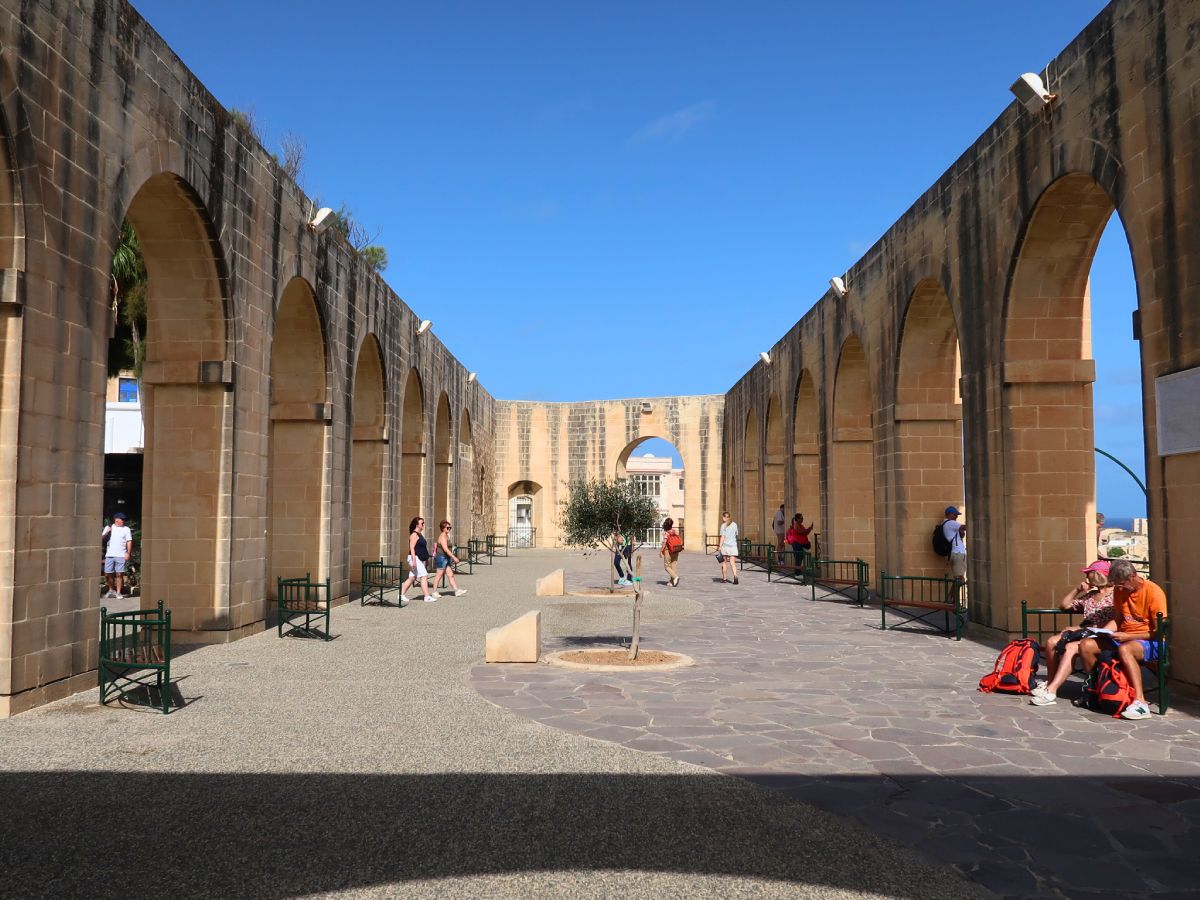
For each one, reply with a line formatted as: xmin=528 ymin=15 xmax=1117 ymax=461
xmin=808 ymin=558 xmax=869 ymax=607
xmin=360 ymin=559 xmax=407 ymax=606
xmin=738 ymin=539 xmax=774 ymax=573
xmin=766 ymin=546 xmax=809 ymax=586
xmin=277 ymin=574 xmax=332 ymax=640
xmin=880 ymin=573 xmax=964 ymax=639
xmin=99 ymin=600 xmax=172 ymax=714
xmin=468 ymin=538 xmax=492 ymax=565
xmin=487 ymin=534 xmax=508 ymax=557
xmin=705 ymin=534 xmax=720 ymax=555
xmin=450 ymin=545 xmax=473 ymax=576
xmin=1021 ymin=600 xmax=1170 ymax=714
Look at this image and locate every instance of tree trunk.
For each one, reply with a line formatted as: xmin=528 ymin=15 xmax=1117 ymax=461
xmin=629 ymin=555 xmax=642 ymax=660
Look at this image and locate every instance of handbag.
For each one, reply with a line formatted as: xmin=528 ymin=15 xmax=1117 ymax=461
xmin=715 ymin=551 xmax=725 ymax=563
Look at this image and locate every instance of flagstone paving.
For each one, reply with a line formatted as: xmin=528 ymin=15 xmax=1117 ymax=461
xmin=471 ymin=552 xmax=1200 ymax=899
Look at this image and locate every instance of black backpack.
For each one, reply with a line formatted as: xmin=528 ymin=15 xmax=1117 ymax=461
xmin=932 ymin=523 xmax=952 ymax=557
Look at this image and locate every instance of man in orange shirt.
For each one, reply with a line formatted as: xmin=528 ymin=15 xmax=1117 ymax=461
xmin=1078 ymin=558 xmax=1168 ymax=720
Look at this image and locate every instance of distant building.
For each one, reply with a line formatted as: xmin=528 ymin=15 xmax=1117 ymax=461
xmin=625 ymin=453 xmax=684 ymax=544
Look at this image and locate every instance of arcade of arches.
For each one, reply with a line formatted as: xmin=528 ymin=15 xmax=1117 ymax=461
xmin=3 ymin=0 xmax=1200 ymax=716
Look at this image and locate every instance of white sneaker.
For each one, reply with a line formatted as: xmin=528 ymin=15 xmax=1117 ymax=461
xmin=399 ymin=595 xmax=410 ymax=606
xmin=1030 ymin=690 xmax=1057 ymax=706
xmin=1121 ymin=700 xmax=1152 ymax=720
xmin=454 ymin=589 xmax=467 ymax=596
xmin=1030 ymin=684 xmax=1052 ymax=699
xmin=106 ymin=590 xmax=119 ymax=600
xmin=423 ymin=594 xmax=439 ymax=603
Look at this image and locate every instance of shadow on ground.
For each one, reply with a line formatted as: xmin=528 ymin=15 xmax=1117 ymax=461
xmin=0 ymin=771 xmax=993 ymax=898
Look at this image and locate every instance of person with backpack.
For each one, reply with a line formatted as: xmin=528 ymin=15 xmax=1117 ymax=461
xmin=1075 ymin=558 xmax=1168 ymax=720
xmin=400 ymin=516 xmax=436 ymax=603
xmin=937 ymin=506 xmax=966 ymax=581
xmin=660 ymin=517 xmax=682 ymax=587
xmin=1029 ymin=560 xmax=1115 ymax=707
xmin=786 ymin=513 xmax=813 ymax=566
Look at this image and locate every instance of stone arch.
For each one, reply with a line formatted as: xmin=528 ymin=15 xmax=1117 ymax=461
xmin=617 ymin=436 xmax=687 ymax=544
xmin=118 ymin=172 xmax=232 ymax=631
xmin=457 ymin=409 xmax=474 ymax=536
xmin=433 ymin=392 xmax=452 ymax=529
xmin=349 ymin=334 xmax=386 ymax=579
xmin=400 ymin=368 xmax=426 ymax=521
xmin=893 ymin=278 xmax=963 ymax=576
xmin=792 ymin=369 xmax=821 ymax=545
xmin=1000 ymin=172 xmax=1136 ymax=616
xmin=763 ymin=392 xmax=785 ymax=535
xmin=830 ymin=334 xmax=875 ymax=568
xmin=742 ymin=406 xmax=760 ymax=539
xmin=507 ymin=479 xmax=542 ymax=546
xmin=267 ymin=277 xmax=329 ymax=596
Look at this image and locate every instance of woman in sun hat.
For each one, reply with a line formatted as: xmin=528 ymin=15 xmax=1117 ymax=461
xmin=1030 ymin=560 xmax=1116 ymax=707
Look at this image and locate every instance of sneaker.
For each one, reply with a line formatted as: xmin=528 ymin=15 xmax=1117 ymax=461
xmin=454 ymin=589 xmax=467 ymax=597
xmin=1030 ymin=684 xmax=1052 ymax=699
xmin=399 ymin=595 xmax=410 ymax=606
xmin=106 ymin=590 xmax=119 ymax=599
xmin=671 ymin=577 xmax=679 ymax=587
xmin=1121 ymin=700 xmax=1152 ymax=720
xmin=423 ymin=594 xmax=439 ymax=603
xmin=1030 ymin=690 xmax=1057 ymax=706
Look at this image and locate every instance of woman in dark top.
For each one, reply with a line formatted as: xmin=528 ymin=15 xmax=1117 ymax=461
xmin=400 ymin=516 xmax=436 ymax=603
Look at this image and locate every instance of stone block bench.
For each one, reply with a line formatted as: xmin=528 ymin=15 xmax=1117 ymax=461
xmin=486 ymin=610 xmax=541 ymax=663
xmin=535 ymin=569 xmax=564 ymax=596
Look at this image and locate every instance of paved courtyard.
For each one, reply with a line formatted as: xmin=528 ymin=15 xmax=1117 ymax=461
xmin=473 ymin=551 xmax=1200 ymax=899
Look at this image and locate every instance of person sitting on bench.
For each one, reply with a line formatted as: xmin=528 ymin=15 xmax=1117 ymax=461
xmin=1030 ymin=559 xmax=1114 ymax=707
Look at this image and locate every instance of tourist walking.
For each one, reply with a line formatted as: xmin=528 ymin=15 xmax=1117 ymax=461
xmin=101 ymin=511 xmax=133 ymax=599
xmin=786 ymin=513 xmax=814 ymax=566
xmin=612 ymin=530 xmax=633 ymax=587
xmin=772 ymin=503 xmax=787 ymax=555
xmin=660 ymin=518 xmax=681 ymax=587
xmin=943 ymin=506 xmax=967 ymax=581
xmin=433 ymin=520 xmax=467 ymax=597
xmin=717 ymin=511 xmax=739 ymax=584
xmin=400 ymin=516 xmax=436 ymax=603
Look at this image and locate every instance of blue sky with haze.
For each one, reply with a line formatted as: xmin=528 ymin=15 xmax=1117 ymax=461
xmin=131 ymin=1 xmax=1144 ymax=516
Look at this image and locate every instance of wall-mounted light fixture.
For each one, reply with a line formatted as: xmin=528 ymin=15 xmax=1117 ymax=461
xmin=829 ymin=276 xmax=849 ymax=299
xmin=308 ymin=207 xmax=335 ymax=234
xmin=1010 ymin=73 xmax=1057 ymax=115
xmin=467 ymin=372 xmax=477 ymax=383
xmin=416 ymin=319 xmax=433 ymax=336
xmin=759 ymin=351 xmax=772 ymax=365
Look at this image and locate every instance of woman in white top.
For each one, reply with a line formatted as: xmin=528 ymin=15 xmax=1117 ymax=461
xmin=718 ymin=511 xmax=739 ymax=585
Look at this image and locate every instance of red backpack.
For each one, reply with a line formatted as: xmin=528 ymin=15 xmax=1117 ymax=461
xmin=1082 ymin=656 xmax=1136 ymax=718
xmin=665 ymin=531 xmax=683 ymax=554
xmin=978 ymin=639 xmax=1040 ymax=694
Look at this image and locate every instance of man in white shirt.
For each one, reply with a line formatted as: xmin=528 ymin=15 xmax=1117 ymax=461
xmin=772 ymin=503 xmax=786 ymax=555
xmin=101 ymin=512 xmax=134 ymax=599
xmin=943 ymin=506 xmax=966 ymax=582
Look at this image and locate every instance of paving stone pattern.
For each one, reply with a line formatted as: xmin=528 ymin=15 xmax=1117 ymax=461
xmin=471 ymin=552 xmax=1200 ymax=899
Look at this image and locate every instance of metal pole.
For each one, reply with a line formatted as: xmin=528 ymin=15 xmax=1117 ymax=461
xmin=1094 ymin=447 xmax=1148 ymax=498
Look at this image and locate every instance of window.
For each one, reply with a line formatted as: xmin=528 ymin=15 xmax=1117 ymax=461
xmin=678 ymin=477 xmax=684 ymax=491
xmin=117 ymin=377 xmax=139 ymax=403
xmin=632 ymin=474 xmax=661 ymax=497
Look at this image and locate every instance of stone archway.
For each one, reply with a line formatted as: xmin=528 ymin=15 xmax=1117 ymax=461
xmin=433 ymin=392 xmax=452 ymax=528
xmin=763 ymin=392 xmax=785 ymax=531
xmin=830 ymin=335 xmax=875 ymax=569
xmin=349 ymin=335 xmax=386 ymax=580
xmin=400 ymin=368 xmax=426 ymax=521
xmin=268 ymin=277 xmax=329 ymax=596
xmin=457 ymin=409 xmax=474 ymax=536
xmin=792 ymin=369 xmax=821 ymax=544
xmin=741 ymin=408 xmax=760 ymax=539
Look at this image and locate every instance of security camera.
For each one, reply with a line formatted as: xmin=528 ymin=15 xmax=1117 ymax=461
xmin=308 ymin=207 xmax=335 ymax=234
xmin=1010 ymin=73 xmax=1056 ymax=115
xmin=416 ymin=319 xmax=433 ymax=336
xmin=829 ymin=276 xmax=849 ymax=299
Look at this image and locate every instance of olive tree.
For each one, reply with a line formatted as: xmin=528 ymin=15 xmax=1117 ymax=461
xmin=559 ymin=477 xmax=662 ymax=658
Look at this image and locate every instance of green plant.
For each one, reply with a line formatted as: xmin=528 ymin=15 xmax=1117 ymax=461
xmin=1107 ymin=547 xmax=1126 ymax=558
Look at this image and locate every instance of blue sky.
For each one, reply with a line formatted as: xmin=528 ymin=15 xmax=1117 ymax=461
xmin=131 ymin=1 xmax=1144 ymax=515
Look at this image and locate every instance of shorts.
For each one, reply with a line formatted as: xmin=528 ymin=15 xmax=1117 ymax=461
xmin=1135 ymin=639 xmax=1161 ymax=663
xmin=103 ymin=557 xmax=126 ymax=574
xmin=950 ymin=552 xmax=967 ymax=579
xmin=434 ymin=552 xmax=451 ymax=569
xmin=407 ymin=555 xmax=428 ymax=578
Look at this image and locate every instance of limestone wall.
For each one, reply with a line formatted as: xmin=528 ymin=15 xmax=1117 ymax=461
xmin=723 ymin=0 xmax=1200 ymax=683
xmin=493 ymin=397 xmax=724 ymax=548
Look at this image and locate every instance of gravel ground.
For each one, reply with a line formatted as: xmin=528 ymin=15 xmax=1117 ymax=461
xmin=0 ymin=548 xmax=984 ymax=899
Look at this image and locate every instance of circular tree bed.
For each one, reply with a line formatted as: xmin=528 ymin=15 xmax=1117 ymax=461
xmin=546 ymin=649 xmax=694 ymax=672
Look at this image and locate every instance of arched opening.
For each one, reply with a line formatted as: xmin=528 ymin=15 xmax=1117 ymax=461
xmin=792 ymin=369 xmax=821 ymax=551
xmin=830 ymin=335 xmax=876 ymax=568
xmin=742 ymin=407 xmax=760 ymax=539
xmin=349 ymin=335 xmax=386 ymax=580
xmin=267 ymin=278 xmax=329 ymax=596
xmin=895 ymin=279 xmax=963 ymax=577
xmin=763 ymin=392 xmax=785 ymax=536
xmin=508 ymin=480 xmax=542 ymax=547
xmin=400 ymin=368 xmax=425 ymax=521
xmin=1002 ymin=172 xmax=1144 ymax=621
xmin=457 ymin=409 xmax=474 ymax=536
xmin=433 ymin=392 xmax=452 ymax=529
xmin=618 ymin=436 xmax=686 ymax=546
xmin=111 ymin=173 xmax=230 ymax=631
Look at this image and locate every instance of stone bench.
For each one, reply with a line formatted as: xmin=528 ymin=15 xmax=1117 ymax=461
xmin=485 ymin=610 xmax=541 ymax=663
xmin=535 ymin=568 xmax=565 ymax=596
